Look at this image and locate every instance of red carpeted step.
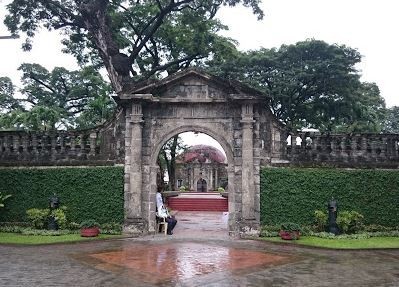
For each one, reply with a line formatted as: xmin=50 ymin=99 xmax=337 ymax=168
xmin=167 ymin=197 xmax=228 ymax=211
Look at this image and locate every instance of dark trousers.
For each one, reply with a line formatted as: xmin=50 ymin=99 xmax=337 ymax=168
xmin=166 ymin=217 xmax=177 ymax=234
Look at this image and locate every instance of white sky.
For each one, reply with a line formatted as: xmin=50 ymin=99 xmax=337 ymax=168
xmin=0 ymin=0 xmax=398 ymax=109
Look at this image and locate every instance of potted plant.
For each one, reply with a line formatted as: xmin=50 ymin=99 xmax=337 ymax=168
xmin=80 ymin=219 xmax=100 ymax=237
xmin=279 ymin=222 xmax=301 ymax=240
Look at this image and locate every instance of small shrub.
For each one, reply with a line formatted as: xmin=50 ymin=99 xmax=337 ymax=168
xmin=363 ymin=224 xmax=395 ymax=233
xmin=26 ymin=206 xmax=68 ymax=230
xmin=20 ymin=228 xmax=76 ymax=236
xmin=261 ymin=225 xmax=281 ymax=232
xmin=260 ymin=230 xmax=279 ymax=237
xmin=314 ymin=210 xmax=328 ymax=232
xmin=337 ymin=211 xmax=364 ymax=234
xmin=51 ymin=208 xmax=67 ymax=229
xmin=26 ymin=208 xmax=49 ymax=229
xmin=260 ymin=225 xmax=280 ymax=237
xmin=0 ymin=225 xmax=25 ymax=233
xmin=101 ymin=222 xmax=122 ymax=234
xmin=80 ymin=219 xmax=100 ymax=228
xmin=217 ymin=187 xmax=225 ymax=193
xmin=67 ymin=222 xmax=81 ymax=230
xmin=280 ymin=222 xmax=301 ymax=232
xmin=179 ymin=186 xmax=186 ymax=192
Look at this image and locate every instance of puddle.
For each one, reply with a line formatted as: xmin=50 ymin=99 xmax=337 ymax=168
xmin=75 ymin=242 xmax=294 ymax=284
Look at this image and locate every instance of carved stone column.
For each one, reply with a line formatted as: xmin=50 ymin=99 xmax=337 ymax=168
xmin=124 ymin=103 xmax=146 ymax=234
xmin=240 ymin=103 xmax=258 ymax=234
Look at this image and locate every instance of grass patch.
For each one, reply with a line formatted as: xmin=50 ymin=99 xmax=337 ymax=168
xmin=262 ymin=236 xmax=399 ymax=249
xmin=0 ymin=232 xmax=124 ymax=245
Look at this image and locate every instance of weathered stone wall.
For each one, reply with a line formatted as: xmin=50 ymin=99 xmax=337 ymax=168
xmin=0 ymin=110 xmax=125 ymax=166
xmin=282 ymin=132 xmax=399 ymax=168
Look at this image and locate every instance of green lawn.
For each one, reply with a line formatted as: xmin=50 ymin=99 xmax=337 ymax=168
xmin=0 ymin=232 xmax=124 ymax=245
xmin=262 ymin=236 xmax=399 ymax=249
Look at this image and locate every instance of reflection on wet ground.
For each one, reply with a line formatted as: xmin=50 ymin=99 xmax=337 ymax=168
xmin=82 ymin=242 xmax=292 ymax=284
xmin=1 ymin=211 xmax=399 ymax=286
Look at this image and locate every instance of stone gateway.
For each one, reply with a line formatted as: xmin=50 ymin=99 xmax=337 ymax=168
xmin=115 ymin=69 xmax=286 ymax=236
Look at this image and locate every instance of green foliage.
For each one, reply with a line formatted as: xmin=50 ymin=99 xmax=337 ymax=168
xmin=80 ymin=219 xmax=100 ymax=229
xmin=5 ymin=0 xmax=263 ymax=90
xmin=0 ymin=77 xmax=21 ymax=113
xmin=260 ymin=168 xmax=399 ymax=227
xmin=26 ymin=208 xmax=49 ymax=229
xmin=363 ymin=224 xmax=397 ymax=233
xmin=337 ymin=210 xmax=365 ymax=234
xmin=100 ymin=222 xmax=122 ymax=235
xmin=0 ymin=65 xmax=115 ymax=131
xmin=0 ymin=167 xmax=124 ymax=224
xmin=26 ymin=206 xmax=68 ymax=230
xmin=281 ymin=222 xmax=301 ymax=232
xmin=208 ymin=39 xmax=386 ymax=132
xmin=51 ymin=208 xmax=68 ymax=230
xmin=67 ymin=222 xmax=80 ymax=230
xmin=382 ymin=106 xmax=399 ymax=133
xmin=20 ymin=228 xmax=73 ymax=236
xmin=0 ymin=192 xmax=12 ymax=208
xmin=314 ymin=210 xmax=328 ymax=232
xmin=179 ymin=186 xmax=187 ymax=192
xmin=217 ymin=187 xmax=225 ymax=193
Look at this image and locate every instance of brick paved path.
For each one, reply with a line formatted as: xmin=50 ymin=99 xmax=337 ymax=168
xmin=1 ymin=212 xmax=398 ymax=286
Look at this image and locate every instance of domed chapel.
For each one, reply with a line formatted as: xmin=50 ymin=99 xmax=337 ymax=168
xmin=175 ymin=144 xmax=228 ymax=192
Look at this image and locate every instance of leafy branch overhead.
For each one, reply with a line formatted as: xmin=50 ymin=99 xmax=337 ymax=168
xmin=0 ymin=65 xmax=115 ymax=130
xmin=5 ymin=0 xmax=264 ymax=91
xmin=207 ymin=39 xmax=387 ymax=133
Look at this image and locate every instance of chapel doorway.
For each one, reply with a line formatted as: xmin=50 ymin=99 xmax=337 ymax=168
xmin=196 ymin=178 xmax=207 ymax=192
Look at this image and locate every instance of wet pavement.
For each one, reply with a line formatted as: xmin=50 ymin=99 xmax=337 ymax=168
xmin=1 ymin=211 xmax=399 ymax=286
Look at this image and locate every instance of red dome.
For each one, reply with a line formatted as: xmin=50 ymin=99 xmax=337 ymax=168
xmin=182 ymin=145 xmax=226 ymax=164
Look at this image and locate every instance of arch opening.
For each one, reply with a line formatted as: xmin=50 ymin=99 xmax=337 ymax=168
xmin=152 ymin=130 xmax=232 ymax=235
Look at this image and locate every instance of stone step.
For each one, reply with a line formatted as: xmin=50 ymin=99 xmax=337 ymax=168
xmin=167 ymin=197 xmax=228 ymax=212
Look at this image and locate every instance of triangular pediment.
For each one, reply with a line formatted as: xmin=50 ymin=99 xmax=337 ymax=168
xmin=119 ymin=68 xmax=265 ymax=102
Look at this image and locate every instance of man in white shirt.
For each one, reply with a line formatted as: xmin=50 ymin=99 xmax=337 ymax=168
xmin=156 ymin=187 xmax=177 ymax=235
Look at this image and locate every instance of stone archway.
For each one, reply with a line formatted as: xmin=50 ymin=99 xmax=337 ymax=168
xmin=149 ymin=125 xmax=236 ymax=234
xmin=116 ymin=69 xmax=286 ymax=236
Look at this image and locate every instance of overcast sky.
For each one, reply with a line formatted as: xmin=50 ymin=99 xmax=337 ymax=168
xmin=0 ymin=0 xmax=398 ymax=108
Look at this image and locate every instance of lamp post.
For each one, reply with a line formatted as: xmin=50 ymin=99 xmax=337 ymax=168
xmin=327 ymin=198 xmax=339 ymax=235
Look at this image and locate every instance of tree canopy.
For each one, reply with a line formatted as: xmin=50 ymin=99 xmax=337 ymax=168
xmin=382 ymin=106 xmax=399 ymax=133
xmin=5 ymin=0 xmax=263 ymax=92
xmin=0 ymin=65 xmax=114 ymax=130
xmin=207 ymin=39 xmax=387 ymax=132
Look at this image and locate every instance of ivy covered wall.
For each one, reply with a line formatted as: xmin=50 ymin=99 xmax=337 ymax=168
xmin=260 ymin=168 xmax=399 ymax=227
xmin=0 ymin=166 xmax=124 ymax=224
xmin=1 ymin=166 xmax=397 ymax=227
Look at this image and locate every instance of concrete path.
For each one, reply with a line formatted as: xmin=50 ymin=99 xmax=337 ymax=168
xmin=1 ymin=212 xmax=398 ymax=286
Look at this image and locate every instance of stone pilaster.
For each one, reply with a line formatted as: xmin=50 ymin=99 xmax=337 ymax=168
xmin=240 ymin=103 xmax=258 ymax=235
xmin=124 ymin=103 xmax=146 ymax=234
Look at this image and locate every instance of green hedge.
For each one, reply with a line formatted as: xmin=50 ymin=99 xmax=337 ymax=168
xmin=0 ymin=166 xmax=124 ymax=224
xmin=260 ymin=168 xmax=399 ymax=227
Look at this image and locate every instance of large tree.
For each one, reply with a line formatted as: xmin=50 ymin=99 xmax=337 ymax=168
xmin=5 ymin=0 xmax=263 ymax=92
xmin=0 ymin=64 xmax=114 ymax=130
xmin=382 ymin=106 xmax=399 ymax=133
xmin=158 ymin=134 xmax=187 ymax=191
xmin=0 ymin=77 xmax=21 ymax=112
xmin=207 ymin=39 xmax=386 ymax=132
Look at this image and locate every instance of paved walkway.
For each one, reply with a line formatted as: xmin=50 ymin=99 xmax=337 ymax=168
xmin=1 ymin=212 xmax=399 ymax=286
